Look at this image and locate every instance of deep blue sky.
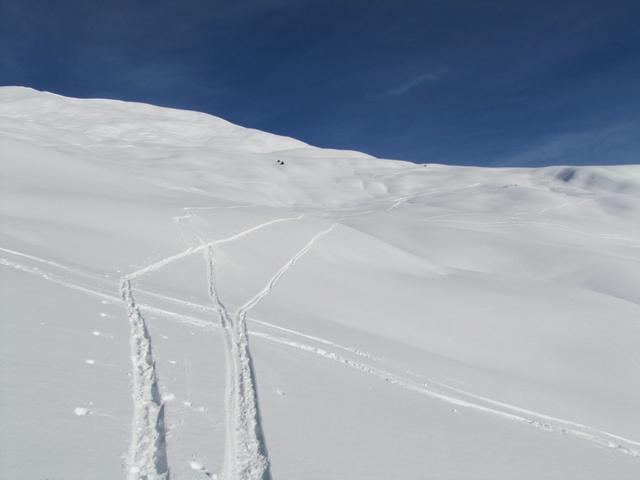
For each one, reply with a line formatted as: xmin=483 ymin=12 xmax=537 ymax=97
xmin=1 ymin=0 xmax=639 ymax=165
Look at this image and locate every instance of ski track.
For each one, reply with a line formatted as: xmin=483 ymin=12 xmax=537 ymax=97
xmin=202 ymin=223 xmax=335 ymax=479
xmin=205 ymin=245 xmax=238 ymax=480
xmin=3 ymin=252 xmax=640 ymax=461
xmin=118 ymin=261 xmax=640 ymax=461
xmin=0 ymin=257 xmax=213 ymax=331
xmin=205 ymin=245 xmax=271 ymax=480
xmin=120 ymin=279 xmax=170 ymax=480
xmin=120 ymin=287 xmax=384 ymax=365
xmin=118 ymin=215 xmax=303 ymax=479
xmin=236 ymin=224 xmax=336 ymax=318
xmin=4 ymin=195 xmax=640 ymax=478
xmin=127 ymin=214 xmax=303 ymax=281
xmin=251 ymin=331 xmax=640 ymax=458
xmin=0 ymin=246 xmax=89 ymax=276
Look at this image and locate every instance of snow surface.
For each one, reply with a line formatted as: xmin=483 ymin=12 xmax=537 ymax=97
xmin=1 ymin=86 xmax=639 ymax=479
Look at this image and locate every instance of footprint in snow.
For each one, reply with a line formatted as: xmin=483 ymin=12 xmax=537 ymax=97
xmin=182 ymin=401 xmax=205 ymax=412
xmin=74 ymin=407 xmax=91 ymax=416
xmin=162 ymin=393 xmax=176 ymax=402
xmin=189 ymin=460 xmax=214 ymax=478
xmin=92 ymin=331 xmax=114 ymax=339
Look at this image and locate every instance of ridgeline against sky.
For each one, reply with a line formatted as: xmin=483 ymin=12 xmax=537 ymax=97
xmin=1 ymin=0 xmax=638 ymax=165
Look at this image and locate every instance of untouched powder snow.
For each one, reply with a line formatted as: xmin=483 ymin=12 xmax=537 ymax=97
xmin=1 ymin=86 xmax=639 ymax=479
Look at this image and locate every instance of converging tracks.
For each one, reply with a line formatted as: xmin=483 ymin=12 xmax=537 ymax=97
xmin=2 ymin=194 xmax=639 ymax=480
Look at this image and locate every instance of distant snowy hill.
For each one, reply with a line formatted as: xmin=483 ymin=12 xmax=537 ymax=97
xmin=1 ymin=86 xmax=639 ymax=480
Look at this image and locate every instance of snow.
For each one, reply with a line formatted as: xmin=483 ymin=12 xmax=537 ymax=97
xmin=1 ymin=86 xmax=639 ymax=479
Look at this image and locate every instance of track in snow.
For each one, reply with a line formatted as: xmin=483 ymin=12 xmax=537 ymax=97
xmin=236 ymin=224 xmax=336 ymax=317
xmin=4 ymin=201 xmax=640 ymax=472
xmin=120 ymin=279 xmax=170 ymax=480
xmin=119 ymin=214 xmax=303 ymax=480
xmin=251 ymin=331 xmax=640 ymax=458
xmin=206 ymin=246 xmax=270 ymax=480
xmin=3 ymin=250 xmax=640 ymax=460
xmin=127 ymin=214 xmax=303 ymax=281
xmin=203 ymin=223 xmax=336 ymax=480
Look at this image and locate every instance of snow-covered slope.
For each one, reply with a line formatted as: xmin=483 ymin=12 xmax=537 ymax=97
xmin=1 ymin=86 xmax=639 ymax=480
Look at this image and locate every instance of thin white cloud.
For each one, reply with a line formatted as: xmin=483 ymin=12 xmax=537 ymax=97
xmin=382 ymin=69 xmax=447 ymax=97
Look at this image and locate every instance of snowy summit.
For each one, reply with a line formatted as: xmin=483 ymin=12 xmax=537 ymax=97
xmin=1 ymin=86 xmax=640 ymax=479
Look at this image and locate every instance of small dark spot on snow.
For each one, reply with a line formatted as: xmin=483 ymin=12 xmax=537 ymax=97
xmin=557 ymin=167 xmax=577 ymax=183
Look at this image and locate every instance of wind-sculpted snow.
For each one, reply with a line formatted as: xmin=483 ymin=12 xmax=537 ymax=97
xmin=2 ymin=87 xmax=640 ymax=480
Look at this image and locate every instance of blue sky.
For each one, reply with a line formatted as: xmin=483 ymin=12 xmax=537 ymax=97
xmin=1 ymin=0 xmax=639 ymax=165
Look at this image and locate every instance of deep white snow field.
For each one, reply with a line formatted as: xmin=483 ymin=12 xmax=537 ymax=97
xmin=1 ymin=86 xmax=639 ymax=480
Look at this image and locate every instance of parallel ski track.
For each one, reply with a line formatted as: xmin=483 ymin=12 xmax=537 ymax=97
xmin=3 ymin=196 xmax=640 ymax=473
xmin=3 ymin=253 xmax=640 ymax=458
xmin=206 ymin=246 xmax=270 ymax=480
xmin=119 ymin=214 xmax=303 ymax=480
xmin=250 ymin=331 xmax=640 ymax=458
xmin=203 ymin=223 xmax=336 ymax=480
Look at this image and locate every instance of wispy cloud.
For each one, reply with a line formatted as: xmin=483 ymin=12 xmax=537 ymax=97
xmin=378 ymin=69 xmax=448 ymax=97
